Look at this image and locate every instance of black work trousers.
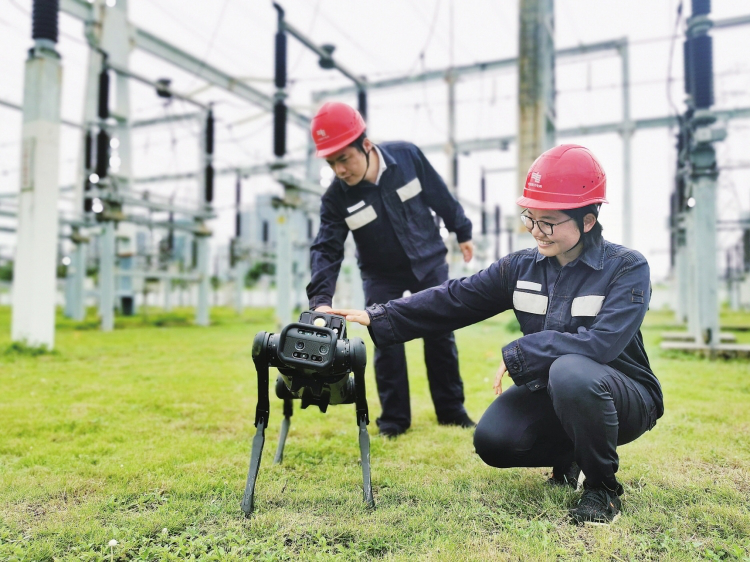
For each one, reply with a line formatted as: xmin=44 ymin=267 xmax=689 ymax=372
xmin=473 ymin=354 xmax=657 ymax=489
xmin=363 ymin=263 xmax=467 ymax=433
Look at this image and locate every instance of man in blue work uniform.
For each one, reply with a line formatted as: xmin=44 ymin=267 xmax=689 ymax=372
xmin=306 ymin=101 xmax=476 ymax=438
xmin=332 ymin=144 xmax=663 ymax=525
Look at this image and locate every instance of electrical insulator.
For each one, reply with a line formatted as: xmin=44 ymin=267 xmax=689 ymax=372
xmin=691 ymin=0 xmax=710 ymax=17
xmin=274 ymin=101 xmax=287 ymax=157
xmin=84 ymin=130 xmax=93 ymax=170
xmin=687 ymin=35 xmax=714 ymax=109
xmin=32 ymin=0 xmax=59 ymax=43
xmin=98 ymin=69 xmax=109 ymax=120
xmin=95 ymin=129 xmax=109 ymax=179
xmin=205 ymin=110 xmax=214 ymax=156
xmin=205 ymin=164 xmax=214 ymax=204
xmin=275 ymin=31 xmax=287 ymax=89
xmin=358 ymin=89 xmax=367 ymax=121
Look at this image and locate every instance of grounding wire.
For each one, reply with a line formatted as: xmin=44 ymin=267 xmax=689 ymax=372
xmin=182 ymin=0 xmax=233 ymax=93
xmin=140 ymin=0 xmax=250 ymax=73
xmin=404 ymin=0 xmax=443 ymax=77
xmin=287 ymin=0 xmax=323 ymax=76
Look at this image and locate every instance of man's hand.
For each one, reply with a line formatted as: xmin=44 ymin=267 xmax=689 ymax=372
xmin=314 ymin=305 xmax=333 ymax=313
xmin=459 ymin=240 xmax=474 ymax=262
xmin=493 ymin=358 xmax=507 ymax=395
xmin=329 ymin=308 xmax=370 ymax=326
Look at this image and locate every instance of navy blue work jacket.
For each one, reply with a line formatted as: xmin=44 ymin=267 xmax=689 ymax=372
xmin=307 ymin=141 xmax=472 ymax=309
xmin=366 ymin=236 xmax=664 ymax=419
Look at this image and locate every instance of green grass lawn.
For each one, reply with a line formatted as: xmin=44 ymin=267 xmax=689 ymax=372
xmin=0 ymin=305 xmax=748 ymax=561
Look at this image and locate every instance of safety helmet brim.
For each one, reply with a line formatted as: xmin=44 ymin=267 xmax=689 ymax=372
xmin=315 ymin=131 xmax=363 ymax=158
xmin=516 ymin=194 xmax=608 ymax=210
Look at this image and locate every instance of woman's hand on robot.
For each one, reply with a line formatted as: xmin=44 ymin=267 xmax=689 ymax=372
xmin=330 ymin=309 xmax=371 ymax=327
xmin=493 ymin=359 xmax=507 ymax=395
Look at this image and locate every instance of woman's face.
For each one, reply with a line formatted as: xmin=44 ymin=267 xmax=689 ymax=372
xmin=521 ymin=208 xmax=594 ymax=266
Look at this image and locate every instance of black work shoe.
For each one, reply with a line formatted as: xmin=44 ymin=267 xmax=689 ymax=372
xmin=378 ymin=426 xmax=406 ymax=439
xmin=569 ymin=483 xmax=622 ymax=525
xmin=546 ymin=462 xmax=582 ymax=490
xmin=437 ymin=412 xmax=476 ymax=429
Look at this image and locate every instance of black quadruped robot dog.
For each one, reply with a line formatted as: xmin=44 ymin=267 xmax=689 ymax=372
xmin=240 ymin=311 xmax=375 ymax=515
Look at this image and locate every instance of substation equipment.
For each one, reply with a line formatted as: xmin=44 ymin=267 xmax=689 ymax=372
xmin=6 ymin=0 xmax=750 ymax=354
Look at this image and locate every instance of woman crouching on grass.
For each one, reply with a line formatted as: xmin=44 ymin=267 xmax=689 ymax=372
xmin=331 ymin=144 xmax=663 ymax=525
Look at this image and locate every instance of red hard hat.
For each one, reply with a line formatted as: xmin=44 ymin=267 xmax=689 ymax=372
xmin=310 ymin=102 xmax=366 ymax=158
xmin=516 ymin=144 xmax=608 ymax=210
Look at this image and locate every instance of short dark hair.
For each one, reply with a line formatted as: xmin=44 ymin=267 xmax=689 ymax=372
xmin=348 ymin=132 xmax=367 ymax=154
xmin=564 ymin=204 xmax=603 ymax=249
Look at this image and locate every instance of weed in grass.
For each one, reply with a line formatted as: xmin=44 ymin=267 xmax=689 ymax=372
xmin=4 ymin=341 xmax=57 ymax=357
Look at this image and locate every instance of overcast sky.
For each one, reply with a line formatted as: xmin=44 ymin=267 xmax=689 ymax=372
xmin=1 ymin=0 xmax=750 ymax=281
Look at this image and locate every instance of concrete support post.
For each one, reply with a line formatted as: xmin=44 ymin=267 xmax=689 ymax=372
xmin=674 ymin=229 xmax=689 ymax=323
xmin=163 ymin=275 xmax=172 ymax=311
xmin=69 ymin=241 xmax=87 ymax=321
xmin=99 ymin=221 xmax=116 ymax=331
xmin=275 ymin=208 xmax=293 ymax=328
xmin=12 ymin=28 xmax=63 ymax=348
xmin=691 ymin=173 xmax=719 ymax=347
xmin=234 ymin=261 xmax=249 ymax=314
xmin=446 ymin=71 xmax=461 ymax=277
xmin=517 ymin=0 xmax=555 ymax=203
xmin=619 ymin=41 xmax=634 ymax=248
xmin=195 ymin=235 xmax=210 ymax=325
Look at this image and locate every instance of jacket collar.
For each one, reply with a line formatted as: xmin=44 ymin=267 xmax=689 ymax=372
xmin=338 ymin=143 xmax=398 ymax=192
xmin=534 ymin=235 xmax=605 ymax=271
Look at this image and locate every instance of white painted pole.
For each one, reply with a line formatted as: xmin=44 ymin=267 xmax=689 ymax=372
xmin=99 ymin=221 xmax=116 ymax=331
xmin=195 ymin=235 xmax=210 ymax=325
xmin=12 ymin=9 xmax=63 ymax=349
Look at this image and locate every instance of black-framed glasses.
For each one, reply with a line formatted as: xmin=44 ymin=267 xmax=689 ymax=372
xmin=520 ymin=214 xmax=573 ymax=236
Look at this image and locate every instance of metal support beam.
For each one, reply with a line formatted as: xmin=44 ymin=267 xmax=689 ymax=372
xmin=314 ymin=37 xmax=624 ymax=100
xmin=131 ymin=112 xmax=201 ymax=128
xmin=132 ymin=28 xmax=310 ymax=128
xmin=133 ymin=159 xmax=306 ymax=185
xmin=281 ymin=18 xmax=365 ymax=88
xmin=313 ymin=13 xmax=749 ymax=101
xmin=59 ymin=0 xmax=310 ymax=127
xmin=418 ymin=107 xmax=750 ymax=155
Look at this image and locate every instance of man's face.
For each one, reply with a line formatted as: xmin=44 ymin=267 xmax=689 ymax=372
xmin=325 ymin=145 xmax=368 ymax=186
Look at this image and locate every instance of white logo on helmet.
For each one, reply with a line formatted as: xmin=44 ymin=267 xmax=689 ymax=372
xmin=531 ymin=172 xmax=542 ymax=183
xmin=316 ymin=129 xmax=328 ymax=138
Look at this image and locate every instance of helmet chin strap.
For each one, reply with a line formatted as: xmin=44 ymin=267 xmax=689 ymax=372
xmin=356 ymin=149 xmax=371 ymax=185
xmin=562 ymin=235 xmax=584 ymax=257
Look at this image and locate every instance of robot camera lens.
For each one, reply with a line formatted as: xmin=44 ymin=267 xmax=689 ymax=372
xmin=319 ymin=345 xmax=329 ymax=354
xmin=295 ymin=341 xmax=305 ymax=350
